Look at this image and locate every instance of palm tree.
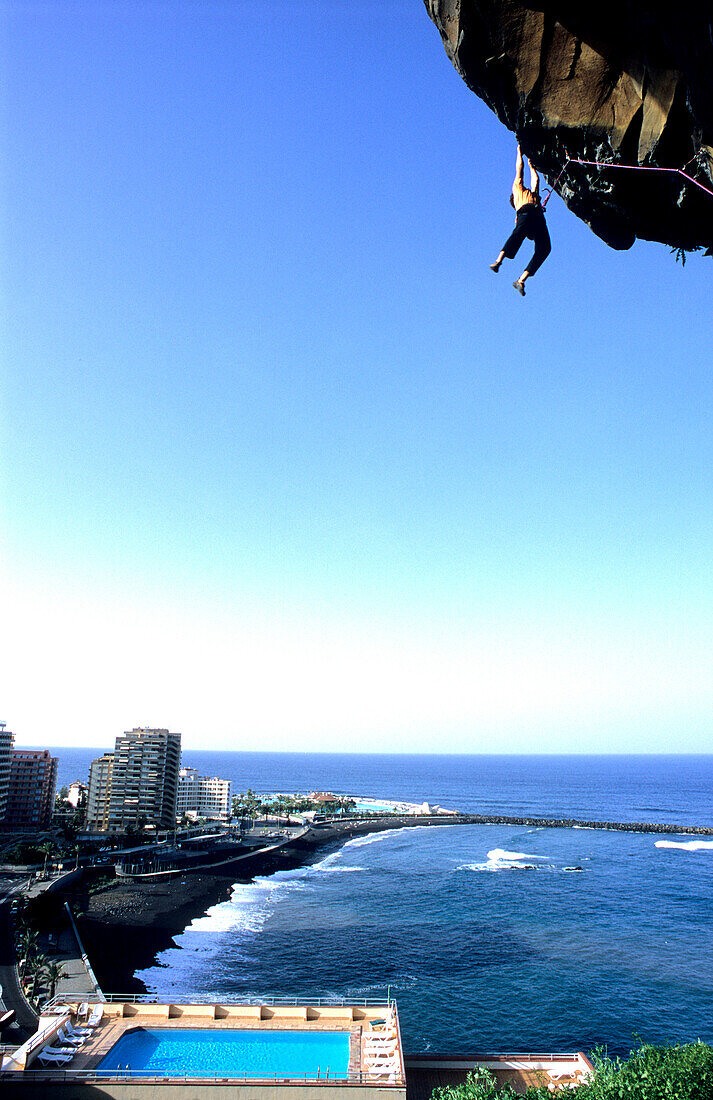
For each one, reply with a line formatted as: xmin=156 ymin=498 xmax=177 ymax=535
xmin=18 ymin=929 xmax=39 ymax=972
xmin=40 ymin=960 xmax=66 ymax=1003
xmin=25 ymin=951 xmax=51 ymax=1002
xmin=37 ymin=841 xmax=56 ymax=877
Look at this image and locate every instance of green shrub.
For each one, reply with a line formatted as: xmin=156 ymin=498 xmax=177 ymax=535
xmin=430 ymin=1044 xmax=713 ymax=1100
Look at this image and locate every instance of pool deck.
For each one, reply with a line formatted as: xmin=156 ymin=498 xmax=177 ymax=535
xmin=2 ymin=1000 xmax=593 ymax=1098
xmin=12 ymin=1000 xmax=405 ymax=1086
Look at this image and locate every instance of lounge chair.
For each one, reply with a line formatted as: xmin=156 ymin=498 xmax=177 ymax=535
xmin=365 ymin=1054 xmax=401 ymax=1072
xmin=86 ymin=1005 xmax=104 ymax=1027
xmin=38 ymin=1053 xmax=74 ymax=1066
xmin=367 ymin=1062 xmax=401 ymax=1081
xmin=66 ymin=1020 xmax=93 ymax=1039
xmin=365 ymin=1041 xmax=397 ymax=1056
xmin=37 ymin=1048 xmax=76 ymax=1065
xmin=57 ymin=1026 xmax=85 ymax=1047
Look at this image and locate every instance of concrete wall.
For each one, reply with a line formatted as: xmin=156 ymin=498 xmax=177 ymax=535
xmin=0 ymin=1080 xmax=405 ymax=1100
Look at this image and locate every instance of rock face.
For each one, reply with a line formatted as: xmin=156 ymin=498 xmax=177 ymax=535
xmin=423 ymin=1 xmax=713 ymax=252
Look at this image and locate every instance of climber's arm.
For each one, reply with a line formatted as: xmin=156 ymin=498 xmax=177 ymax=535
xmin=514 ymin=143 xmax=524 ymax=187
xmin=529 ymin=160 xmax=540 ymax=195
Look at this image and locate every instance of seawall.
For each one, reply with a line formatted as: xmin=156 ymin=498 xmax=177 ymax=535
xmin=303 ymin=812 xmax=713 ymax=841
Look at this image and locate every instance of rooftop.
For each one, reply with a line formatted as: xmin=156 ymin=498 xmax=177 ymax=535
xmin=1 ymin=998 xmax=593 ymax=1098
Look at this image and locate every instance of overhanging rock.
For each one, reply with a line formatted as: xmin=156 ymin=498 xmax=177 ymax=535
xmin=423 ymin=1 xmax=713 ymax=253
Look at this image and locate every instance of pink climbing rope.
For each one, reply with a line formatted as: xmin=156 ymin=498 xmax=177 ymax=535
xmin=571 ymin=158 xmax=713 ymax=199
xmin=540 ymin=155 xmax=713 ymax=209
xmin=541 ymin=157 xmax=713 ymax=212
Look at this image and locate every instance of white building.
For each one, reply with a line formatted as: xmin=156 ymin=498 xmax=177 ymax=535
xmin=176 ymin=767 xmax=231 ymax=822
xmin=67 ymin=781 xmax=87 ymax=808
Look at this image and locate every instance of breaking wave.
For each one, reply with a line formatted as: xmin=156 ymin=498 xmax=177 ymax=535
xmin=458 ymin=848 xmax=553 ymax=872
xmin=655 ymin=839 xmax=713 ymax=852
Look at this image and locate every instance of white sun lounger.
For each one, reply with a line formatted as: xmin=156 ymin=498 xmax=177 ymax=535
xmin=38 ymin=1048 xmax=76 ymax=1065
xmin=365 ymin=1042 xmax=397 ymax=1056
xmin=365 ymin=1055 xmax=401 ymax=1071
xmin=57 ymin=1027 xmax=85 ymax=1047
xmin=66 ymin=1020 xmax=93 ymax=1039
xmin=367 ymin=1064 xmax=400 ymax=1081
xmin=86 ymin=1005 xmax=104 ymax=1027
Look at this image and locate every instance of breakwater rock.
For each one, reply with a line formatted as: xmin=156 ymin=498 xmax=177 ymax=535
xmin=304 ymin=812 xmax=713 ymax=841
xmin=450 ymin=814 xmax=713 ymax=835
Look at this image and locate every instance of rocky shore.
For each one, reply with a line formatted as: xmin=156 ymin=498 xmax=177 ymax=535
xmin=71 ymin=872 xmax=244 ymax=995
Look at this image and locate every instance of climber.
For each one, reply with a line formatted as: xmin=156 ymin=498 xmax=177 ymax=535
xmin=490 ymin=143 xmax=551 ymax=296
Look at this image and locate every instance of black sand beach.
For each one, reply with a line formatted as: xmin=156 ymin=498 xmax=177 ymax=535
xmin=73 ymin=873 xmax=241 ymax=995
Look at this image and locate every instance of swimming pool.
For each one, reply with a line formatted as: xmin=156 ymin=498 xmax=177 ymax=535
xmin=95 ymin=1028 xmax=351 ymax=1079
xmin=353 ymin=799 xmax=399 ymax=813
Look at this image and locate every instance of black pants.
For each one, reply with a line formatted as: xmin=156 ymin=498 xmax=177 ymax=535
xmin=502 ymin=204 xmax=551 ymax=276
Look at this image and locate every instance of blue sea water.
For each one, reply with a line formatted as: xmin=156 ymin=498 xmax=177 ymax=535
xmin=52 ymin=750 xmax=713 ymax=1055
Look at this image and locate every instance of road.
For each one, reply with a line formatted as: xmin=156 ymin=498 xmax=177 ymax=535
xmin=0 ymin=892 xmax=39 ymax=1042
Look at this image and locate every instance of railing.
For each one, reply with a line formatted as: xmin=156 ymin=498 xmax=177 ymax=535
xmin=6 ymin=1068 xmax=405 ymax=1085
xmin=106 ymin=994 xmax=392 ymax=1006
xmin=44 ymin=992 xmax=394 ymax=1009
xmin=405 ymin=1051 xmax=586 ymax=1062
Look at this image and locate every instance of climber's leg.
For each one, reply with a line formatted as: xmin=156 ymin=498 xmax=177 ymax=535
xmin=518 ymin=216 xmax=551 ymax=284
xmin=499 ymin=217 xmax=528 ymax=262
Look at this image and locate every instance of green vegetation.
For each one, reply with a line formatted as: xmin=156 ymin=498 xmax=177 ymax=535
xmin=2 ymin=840 xmax=57 ymax=867
xmin=231 ymin=790 xmax=357 ymax=820
xmin=671 ymin=245 xmax=702 ymax=265
xmin=431 ymin=1043 xmax=713 ymax=1100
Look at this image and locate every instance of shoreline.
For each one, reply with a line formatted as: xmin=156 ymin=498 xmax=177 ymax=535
xmin=71 ymin=845 xmax=333 ymax=996
xmin=66 ymin=810 xmax=713 ymax=996
xmin=73 ymin=871 xmax=249 ymax=995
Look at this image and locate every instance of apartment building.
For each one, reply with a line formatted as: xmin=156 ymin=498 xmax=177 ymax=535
xmin=86 ymin=753 xmax=115 ymax=831
xmin=0 ymin=722 xmax=13 ymax=822
xmin=177 ymin=767 xmax=231 ymax=822
xmin=86 ymin=728 xmax=181 ymax=833
xmin=3 ymin=749 xmax=58 ymax=830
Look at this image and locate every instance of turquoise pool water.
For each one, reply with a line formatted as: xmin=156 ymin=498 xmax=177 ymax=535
xmin=95 ymin=1028 xmax=350 ymax=1079
xmin=353 ymin=799 xmax=398 ymax=813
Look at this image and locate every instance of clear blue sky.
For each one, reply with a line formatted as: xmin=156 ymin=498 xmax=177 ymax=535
xmin=2 ymin=0 xmax=712 ymax=753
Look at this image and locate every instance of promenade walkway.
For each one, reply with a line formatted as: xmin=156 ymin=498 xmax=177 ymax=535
xmin=49 ymin=904 xmax=103 ymax=1004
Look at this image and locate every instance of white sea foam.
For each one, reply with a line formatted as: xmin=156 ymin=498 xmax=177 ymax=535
xmin=342 ymin=828 xmax=406 ymax=849
xmin=173 ymin=866 xmax=311 ymax=940
xmin=655 ymin=839 xmax=713 ymax=852
xmin=458 ymin=848 xmax=552 ymax=872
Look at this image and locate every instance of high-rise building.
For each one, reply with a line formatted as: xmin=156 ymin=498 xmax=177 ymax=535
xmin=177 ymin=767 xmax=231 ymax=822
xmin=86 ymin=753 xmax=115 ymax=831
xmin=0 ymin=722 xmax=14 ymax=822
xmin=87 ymin=728 xmax=181 ymax=833
xmin=4 ymin=749 xmax=58 ymax=830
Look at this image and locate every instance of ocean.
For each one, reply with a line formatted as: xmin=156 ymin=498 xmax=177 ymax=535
xmin=52 ymin=750 xmax=713 ymax=1055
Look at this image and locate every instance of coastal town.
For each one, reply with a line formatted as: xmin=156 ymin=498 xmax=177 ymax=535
xmin=1 ymin=724 xmax=711 ymax=1097
xmin=0 ymin=724 xmax=456 ymax=1035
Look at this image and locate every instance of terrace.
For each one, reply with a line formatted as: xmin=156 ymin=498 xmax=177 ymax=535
xmin=0 ymin=997 xmax=593 ymax=1099
xmin=0 ymin=997 xmax=407 ymax=1098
